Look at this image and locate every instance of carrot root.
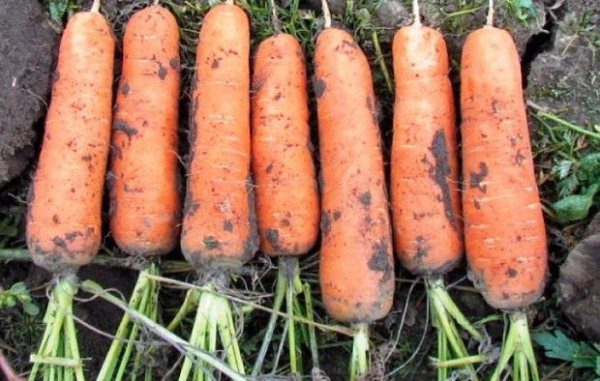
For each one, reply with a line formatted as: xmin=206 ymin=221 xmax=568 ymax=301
xmin=489 ymin=312 xmax=539 ymax=381
xmin=28 ymin=277 xmax=85 ymax=381
xmin=427 ymin=278 xmax=483 ymax=381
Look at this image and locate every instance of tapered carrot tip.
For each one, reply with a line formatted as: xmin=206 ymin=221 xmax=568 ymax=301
xmin=27 ymin=11 xmax=114 ymax=273
xmin=461 ymin=27 xmax=547 ymax=310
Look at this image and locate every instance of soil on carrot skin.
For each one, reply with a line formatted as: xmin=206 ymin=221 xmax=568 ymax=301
xmin=0 ymin=0 xmax=58 ymax=188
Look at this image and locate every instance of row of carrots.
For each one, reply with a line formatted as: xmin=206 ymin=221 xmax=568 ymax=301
xmin=24 ymin=0 xmax=548 ymax=379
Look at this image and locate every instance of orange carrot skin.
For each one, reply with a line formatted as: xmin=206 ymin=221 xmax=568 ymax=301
xmin=391 ymin=25 xmax=463 ymax=276
xmin=461 ymin=27 xmax=547 ymax=310
xmin=252 ymin=33 xmax=319 ymax=257
xmin=181 ymin=4 xmax=257 ymax=270
xmin=315 ymin=28 xmax=395 ymax=323
xmin=26 ymin=12 xmax=115 ymax=273
xmin=110 ymin=5 xmax=181 ymax=257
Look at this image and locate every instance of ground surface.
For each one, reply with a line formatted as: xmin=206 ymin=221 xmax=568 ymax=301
xmin=0 ymin=0 xmax=58 ymax=187
xmin=1 ymin=0 xmax=599 ymax=380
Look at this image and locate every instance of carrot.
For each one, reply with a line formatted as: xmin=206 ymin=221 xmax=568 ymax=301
xmin=109 ymin=4 xmax=181 ymax=257
xmin=98 ymin=4 xmax=180 ymax=380
xmin=252 ymin=33 xmax=319 ymax=257
xmin=250 ymin=3 xmax=320 ymax=374
xmin=174 ymin=3 xmax=254 ymax=378
xmin=461 ymin=2 xmax=547 ymax=380
xmin=391 ymin=10 xmax=462 ymax=277
xmin=389 ymin=2 xmax=483 ymax=379
xmin=26 ymin=6 xmax=114 ymax=274
xmin=180 ymin=2 xmax=256 ymax=271
xmin=315 ymin=2 xmax=394 ymax=378
xmin=25 ymin=1 xmax=114 ymax=380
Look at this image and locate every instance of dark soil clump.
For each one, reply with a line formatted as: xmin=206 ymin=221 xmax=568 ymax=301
xmin=0 ymin=0 xmax=58 ymax=188
xmin=559 ymin=212 xmax=600 ymax=341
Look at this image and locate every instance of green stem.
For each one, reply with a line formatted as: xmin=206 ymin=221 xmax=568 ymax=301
xmin=303 ymin=282 xmax=320 ymax=371
xmin=168 ymin=288 xmax=201 ymax=332
xmin=437 ymin=326 xmax=447 ymax=381
xmin=349 ymin=323 xmax=369 ymax=381
xmin=433 ymin=354 xmax=487 ymax=368
xmin=489 ymin=312 xmax=539 ymax=381
xmin=532 ymin=108 xmax=600 ymax=140
xmin=29 ymin=277 xmax=84 ymax=381
xmin=250 ymin=262 xmax=287 ymax=377
xmin=371 ymin=30 xmax=393 ymax=94
xmin=427 ymin=277 xmax=482 ymax=380
xmin=96 ymin=265 xmax=160 ymax=381
xmin=80 ymin=280 xmax=246 ymax=381
xmin=286 ymin=272 xmax=300 ymax=375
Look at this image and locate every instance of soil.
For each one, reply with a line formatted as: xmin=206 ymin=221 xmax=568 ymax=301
xmin=0 ymin=0 xmax=58 ymax=188
xmin=527 ymin=0 xmax=600 ymax=128
xmin=558 ymin=212 xmax=600 ymax=341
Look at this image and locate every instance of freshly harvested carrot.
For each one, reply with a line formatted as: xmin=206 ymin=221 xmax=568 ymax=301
xmin=315 ymin=4 xmax=394 ymax=376
xmin=461 ymin=2 xmax=547 ymax=380
xmin=391 ymin=18 xmax=462 ymax=276
xmin=174 ymin=3 xmax=254 ymax=378
xmin=252 ymin=33 xmax=319 ymax=257
xmin=180 ymin=3 xmax=256 ymax=270
xmin=390 ymin=3 xmax=481 ymax=379
xmin=250 ymin=16 xmax=320 ymax=375
xmin=26 ymin=6 xmax=114 ymax=274
xmin=109 ymin=4 xmax=181 ymax=257
xmin=25 ymin=2 xmax=114 ymax=380
xmin=98 ymin=4 xmax=180 ymax=380
xmin=461 ymin=19 xmax=547 ymax=313
xmin=316 ymin=26 xmax=394 ymax=325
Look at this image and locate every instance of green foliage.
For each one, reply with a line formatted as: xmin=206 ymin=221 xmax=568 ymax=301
xmin=504 ymin=0 xmax=539 ymax=24
xmin=551 ymin=151 xmax=600 ymax=223
xmin=0 ymin=282 xmax=39 ymax=316
xmin=48 ymin=0 xmax=70 ymax=22
xmin=553 ymin=183 xmax=599 ymax=223
xmin=533 ymin=330 xmax=600 ymax=378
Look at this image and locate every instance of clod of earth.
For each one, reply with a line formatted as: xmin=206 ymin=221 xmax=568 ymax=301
xmin=559 ymin=212 xmax=600 ymax=341
xmin=0 ymin=0 xmax=58 ymax=188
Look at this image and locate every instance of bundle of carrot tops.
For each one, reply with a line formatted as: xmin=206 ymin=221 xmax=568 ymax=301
xmin=18 ymin=0 xmax=549 ymax=380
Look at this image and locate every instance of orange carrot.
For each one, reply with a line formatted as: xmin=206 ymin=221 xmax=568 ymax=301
xmin=315 ymin=27 xmax=394 ymax=325
xmin=389 ymin=5 xmax=481 ymax=378
xmin=25 ymin=4 xmax=115 ymax=380
xmin=180 ymin=3 xmax=257 ymax=270
xmin=391 ymin=20 xmax=463 ymax=276
xmin=252 ymin=33 xmax=319 ymax=257
xmin=26 ymin=9 xmax=115 ymax=273
xmin=461 ymin=5 xmax=548 ymax=378
xmin=109 ymin=4 xmax=181 ymax=257
xmin=461 ymin=25 xmax=547 ymax=311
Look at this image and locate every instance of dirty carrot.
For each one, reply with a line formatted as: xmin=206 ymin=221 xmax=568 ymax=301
xmin=25 ymin=1 xmax=115 ymax=380
xmin=461 ymin=1 xmax=548 ymax=380
xmin=390 ymin=1 xmax=482 ymax=379
xmin=174 ymin=2 xmax=255 ymax=379
xmin=250 ymin=0 xmax=320 ymax=375
xmin=99 ymin=4 xmax=181 ymax=380
xmin=315 ymin=1 xmax=395 ymax=379
xmin=109 ymin=3 xmax=181 ymax=257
